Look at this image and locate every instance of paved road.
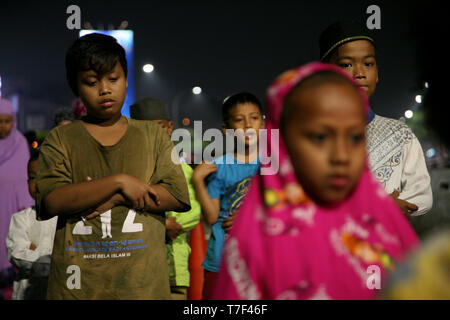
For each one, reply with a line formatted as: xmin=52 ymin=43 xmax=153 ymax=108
xmin=411 ymin=167 xmax=450 ymax=239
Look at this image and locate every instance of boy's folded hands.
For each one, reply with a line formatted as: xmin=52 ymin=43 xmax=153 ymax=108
xmin=116 ymin=173 xmax=160 ymax=210
xmin=84 ymin=174 xmax=161 ymax=220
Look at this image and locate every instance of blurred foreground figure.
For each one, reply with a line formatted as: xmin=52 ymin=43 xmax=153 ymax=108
xmin=213 ymin=63 xmax=418 ymax=300
xmin=383 ymin=231 xmax=450 ymax=299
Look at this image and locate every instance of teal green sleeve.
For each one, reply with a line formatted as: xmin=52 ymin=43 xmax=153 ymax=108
xmin=166 ymin=163 xmax=201 ymax=232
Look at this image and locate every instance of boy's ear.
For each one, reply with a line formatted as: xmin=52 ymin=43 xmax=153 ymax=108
xmin=375 ymin=63 xmax=379 ymax=83
xmin=126 ymin=78 xmax=128 ymax=89
xmin=167 ymin=121 xmax=174 ymax=136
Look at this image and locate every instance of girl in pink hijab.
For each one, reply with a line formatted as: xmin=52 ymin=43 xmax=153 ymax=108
xmin=0 ymin=99 xmax=34 ymax=299
xmin=213 ymin=63 xmax=419 ymax=300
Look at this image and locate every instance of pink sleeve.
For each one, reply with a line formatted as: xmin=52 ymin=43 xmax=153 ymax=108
xmin=212 ymin=237 xmax=247 ymax=300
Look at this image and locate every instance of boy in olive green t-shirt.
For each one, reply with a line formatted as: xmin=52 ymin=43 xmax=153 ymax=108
xmin=36 ymin=33 xmax=190 ymax=300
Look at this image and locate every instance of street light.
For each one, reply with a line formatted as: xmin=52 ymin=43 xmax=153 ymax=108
xmin=172 ymin=87 xmax=203 ymax=128
xmin=405 ymin=110 xmax=414 ymax=119
xmin=143 ymin=64 xmax=154 ymax=73
xmin=415 ymin=95 xmax=423 ymax=104
xmin=426 ymin=148 xmax=436 ymax=158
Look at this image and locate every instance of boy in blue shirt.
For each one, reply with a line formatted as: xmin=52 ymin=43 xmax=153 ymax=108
xmin=192 ymin=92 xmax=265 ymax=300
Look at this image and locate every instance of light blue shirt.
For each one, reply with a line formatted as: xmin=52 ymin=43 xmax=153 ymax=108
xmin=202 ymin=153 xmax=260 ymax=272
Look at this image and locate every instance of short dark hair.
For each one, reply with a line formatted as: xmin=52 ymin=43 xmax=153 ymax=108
xmin=53 ymin=107 xmax=74 ymax=127
xmin=222 ymin=92 xmax=263 ymax=126
xmin=319 ymin=20 xmax=376 ymax=62
xmin=65 ymin=33 xmax=128 ymax=96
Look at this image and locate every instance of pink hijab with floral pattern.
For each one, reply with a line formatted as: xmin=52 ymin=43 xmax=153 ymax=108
xmin=213 ymin=63 xmax=419 ymax=300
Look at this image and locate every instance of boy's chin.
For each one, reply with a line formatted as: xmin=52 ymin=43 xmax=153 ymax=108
xmin=236 ymin=138 xmax=258 ymax=148
xmin=87 ymin=110 xmax=122 ymax=120
xmin=315 ymin=191 xmax=352 ymax=208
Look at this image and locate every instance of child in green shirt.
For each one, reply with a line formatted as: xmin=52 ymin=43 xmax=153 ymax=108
xmin=130 ymin=97 xmax=201 ymax=300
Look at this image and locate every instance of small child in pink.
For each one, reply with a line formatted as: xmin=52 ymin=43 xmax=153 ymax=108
xmin=213 ymin=63 xmax=419 ymax=300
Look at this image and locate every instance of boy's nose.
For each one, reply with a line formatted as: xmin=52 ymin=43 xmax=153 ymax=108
xmin=353 ymin=64 xmax=366 ymax=79
xmin=330 ymin=139 xmax=350 ymax=164
xmin=99 ymin=82 xmax=112 ymax=95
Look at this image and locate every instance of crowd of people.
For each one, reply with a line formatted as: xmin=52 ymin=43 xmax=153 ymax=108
xmin=0 ymin=19 xmax=448 ymax=300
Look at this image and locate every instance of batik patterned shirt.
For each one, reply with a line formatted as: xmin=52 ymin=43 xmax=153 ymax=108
xmin=366 ymin=115 xmax=432 ymax=216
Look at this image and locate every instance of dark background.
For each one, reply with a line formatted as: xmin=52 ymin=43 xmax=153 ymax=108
xmin=1 ymin=0 xmax=449 ymax=244
xmin=0 ymin=0 xmax=427 ymax=130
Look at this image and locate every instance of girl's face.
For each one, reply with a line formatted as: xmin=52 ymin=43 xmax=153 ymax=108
xmin=282 ymin=81 xmax=366 ymax=206
xmin=223 ymin=102 xmax=265 ymax=148
xmin=0 ymin=114 xmax=14 ymax=139
xmin=329 ymin=40 xmax=378 ymax=98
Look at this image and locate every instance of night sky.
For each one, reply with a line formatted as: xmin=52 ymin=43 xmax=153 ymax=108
xmin=0 ymin=0 xmax=426 ymax=130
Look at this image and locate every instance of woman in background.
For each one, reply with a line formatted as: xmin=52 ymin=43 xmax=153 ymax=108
xmin=0 ymin=98 xmax=34 ymax=300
